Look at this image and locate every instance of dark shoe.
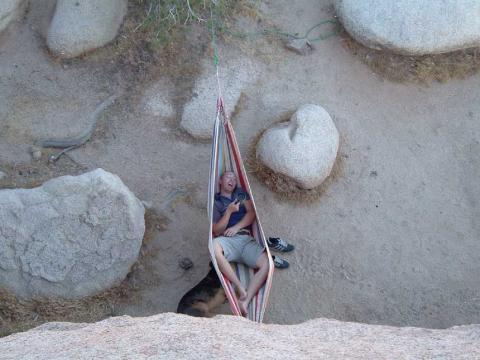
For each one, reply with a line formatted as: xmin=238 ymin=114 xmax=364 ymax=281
xmin=268 ymin=237 xmax=295 ymax=252
xmin=272 ymin=255 xmax=289 ymax=269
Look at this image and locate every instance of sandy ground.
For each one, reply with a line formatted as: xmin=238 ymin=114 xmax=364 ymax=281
xmin=1 ymin=0 xmax=480 ymax=330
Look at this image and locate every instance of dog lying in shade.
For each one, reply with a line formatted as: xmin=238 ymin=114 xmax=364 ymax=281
xmin=177 ymin=262 xmax=226 ymax=317
xmin=177 ymin=251 xmax=290 ymax=317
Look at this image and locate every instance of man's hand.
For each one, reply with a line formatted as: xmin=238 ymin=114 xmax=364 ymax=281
xmin=224 ymin=226 xmax=240 ymax=237
xmin=226 ymin=200 xmax=240 ymax=214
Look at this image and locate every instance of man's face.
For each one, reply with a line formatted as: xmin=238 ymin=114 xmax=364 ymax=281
xmin=220 ymin=171 xmax=237 ymax=192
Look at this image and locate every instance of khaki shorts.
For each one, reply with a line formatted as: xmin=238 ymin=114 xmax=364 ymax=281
xmin=215 ymin=234 xmax=265 ymax=268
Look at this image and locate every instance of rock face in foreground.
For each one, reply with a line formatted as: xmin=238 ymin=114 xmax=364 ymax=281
xmin=0 ymin=169 xmax=145 ymax=300
xmin=1 ymin=313 xmax=479 ymax=359
xmin=0 ymin=0 xmax=23 ymax=32
xmin=47 ymin=0 xmax=127 ymax=58
xmin=335 ymin=0 xmax=480 ymax=55
xmin=257 ymin=104 xmax=339 ymax=189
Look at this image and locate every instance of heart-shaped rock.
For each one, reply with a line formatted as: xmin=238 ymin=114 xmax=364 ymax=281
xmin=256 ymin=104 xmax=339 ymax=189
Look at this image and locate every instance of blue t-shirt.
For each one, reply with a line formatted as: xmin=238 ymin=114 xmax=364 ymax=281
xmin=212 ymin=188 xmax=251 ymax=229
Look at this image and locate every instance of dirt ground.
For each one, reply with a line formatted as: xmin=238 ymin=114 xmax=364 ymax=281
xmin=1 ymin=0 xmax=480 ymax=333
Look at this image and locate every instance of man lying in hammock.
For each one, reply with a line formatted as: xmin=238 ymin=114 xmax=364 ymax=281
xmin=212 ymin=171 xmax=269 ymax=316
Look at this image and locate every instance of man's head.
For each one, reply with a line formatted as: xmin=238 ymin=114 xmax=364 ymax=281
xmin=219 ymin=171 xmax=237 ymax=192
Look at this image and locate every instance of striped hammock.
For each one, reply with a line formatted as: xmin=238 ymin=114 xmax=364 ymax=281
xmin=208 ymin=98 xmax=274 ymax=322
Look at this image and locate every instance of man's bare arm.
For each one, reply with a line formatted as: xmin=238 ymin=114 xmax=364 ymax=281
xmin=213 ymin=201 xmax=240 ymax=236
xmin=224 ymin=200 xmax=255 ymax=236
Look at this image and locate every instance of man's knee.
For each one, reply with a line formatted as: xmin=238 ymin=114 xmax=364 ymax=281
xmin=255 ymin=252 xmax=268 ymax=269
xmin=214 ymin=240 xmax=224 ymax=257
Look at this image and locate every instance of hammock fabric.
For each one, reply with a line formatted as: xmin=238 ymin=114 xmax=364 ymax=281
xmin=208 ymin=97 xmax=274 ymax=322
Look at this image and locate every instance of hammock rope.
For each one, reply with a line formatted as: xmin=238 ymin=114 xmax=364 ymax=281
xmin=207 ymin=2 xmax=274 ymax=322
xmin=212 ymin=15 xmax=338 ymax=43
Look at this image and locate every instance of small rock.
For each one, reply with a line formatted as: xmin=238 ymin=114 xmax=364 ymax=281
xmin=284 ymin=38 xmax=314 ymax=55
xmin=257 ymin=104 xmax=339 ymax=189
xmin=155 ymin=223 xmax=167 ymax=231
xmin=136 ymin=264 xmax=145 ymax=272
xmin=30 ymin=146 xmax=42 ymax=160
xmin=179 ymin=257 xmax=193 ymax=270
xmin=47 ymin=0 xmax=128 ymax=58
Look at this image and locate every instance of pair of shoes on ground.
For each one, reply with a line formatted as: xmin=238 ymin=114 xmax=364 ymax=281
xmin=268 ymin=237 xmax=294 ymax=269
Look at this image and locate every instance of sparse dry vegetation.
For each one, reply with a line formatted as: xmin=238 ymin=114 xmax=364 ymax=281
xmin=0 ymin=283 xmax=128 ymax=337
xmin=341 ymin=30 xmax=480 ymax=84
xmin=130 ymin=0 xmax=238 ymax=47
xmin=0 ymin=154 xmax=86 ymax=190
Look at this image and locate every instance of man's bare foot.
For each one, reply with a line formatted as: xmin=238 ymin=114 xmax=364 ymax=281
xmin=239 ymin=300 xmax=249 ymax=316
xmin=236 ymin=286 xmax=247 ymax=301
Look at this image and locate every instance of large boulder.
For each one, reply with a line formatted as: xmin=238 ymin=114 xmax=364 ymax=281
xmin=0 ymin=169 xmax=145 ymax=300
xmin=1 ymin=313 xmax=479 ymax=358
xmin=335 ymin=0 xmax=480 ymax=55
xmin=0 ymin=0 xmax=23 ymax=32
xmin=47 ymin=0 xmax=127 ymax=58
xmin=180 ymin=57 xmax=259 ymax=140
xmin=257 ymin=104 xmax=339 ymax=189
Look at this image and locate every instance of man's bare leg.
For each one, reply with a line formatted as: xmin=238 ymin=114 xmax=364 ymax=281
xmin=214 ymin=242 xmax=247 ymax=300
xmin=239 ymin=252 xmax=269 ymax=316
